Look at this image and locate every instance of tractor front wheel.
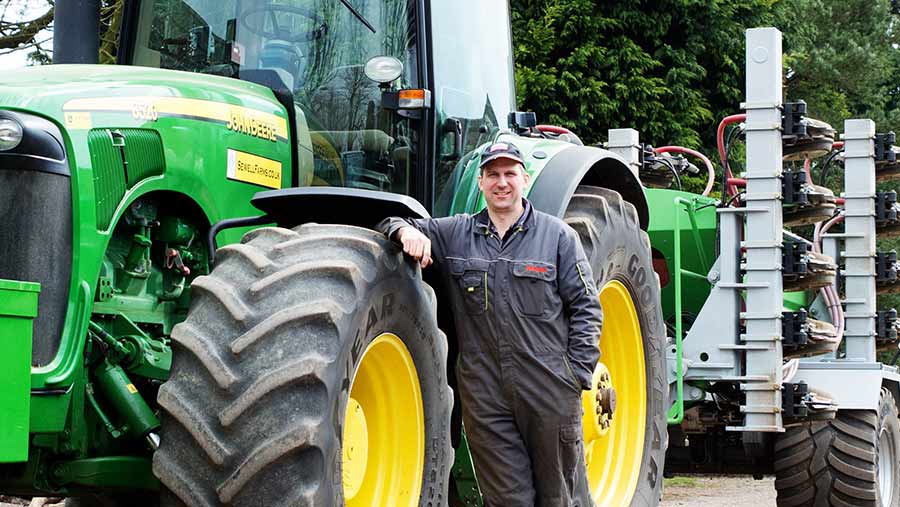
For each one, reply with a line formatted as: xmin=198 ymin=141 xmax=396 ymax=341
xmin=564 ymin=186 xmax=668 ymax=506
xmin=153 ymin=223 xmax=453 ymax=506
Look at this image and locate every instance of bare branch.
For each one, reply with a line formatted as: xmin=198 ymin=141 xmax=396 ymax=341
xmin=0 ymin=35 xmax=52 ymax=55
xmin=0 ymin=8 xmax=53 ymax=50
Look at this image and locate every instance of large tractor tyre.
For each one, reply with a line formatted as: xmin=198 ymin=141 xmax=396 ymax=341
xmin=563 ymin=186 xmax=668 ymax=506
xmin=774 ymin=387 xmax=900 ymax=506
xmin=152 ymin=223 xmax=453 ymax=507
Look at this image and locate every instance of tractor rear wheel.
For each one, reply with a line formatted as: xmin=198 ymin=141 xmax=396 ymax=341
xmin=564 ymin=186 xmax=668 ymax=506
xmin=153 ymin=223 xmax=453 ymax=507
xmin=774 ymin=387 xmax=900 ymax=506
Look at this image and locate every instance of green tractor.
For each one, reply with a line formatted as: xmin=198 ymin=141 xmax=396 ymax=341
xmin=0 ymin=0 xmax=667 ymax=505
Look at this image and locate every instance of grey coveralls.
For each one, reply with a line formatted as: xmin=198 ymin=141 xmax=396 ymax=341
xmin=378 ymin=199 xmax=603 ymax=507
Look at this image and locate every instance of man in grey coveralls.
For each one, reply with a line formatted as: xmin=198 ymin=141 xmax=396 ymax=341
xmin=377 ymin=141 xmax=603 ymax=507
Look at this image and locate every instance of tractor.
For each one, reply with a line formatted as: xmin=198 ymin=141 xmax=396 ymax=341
xmin=0 ymin=0 xmax=666 ymax=505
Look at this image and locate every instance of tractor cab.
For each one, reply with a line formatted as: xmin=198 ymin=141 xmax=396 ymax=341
xmin=121 ymin=0 xmax=517 ymax=211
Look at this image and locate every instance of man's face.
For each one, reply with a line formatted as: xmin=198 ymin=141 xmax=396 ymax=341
xmin=478 ymin=158 xmax=529 ymax=212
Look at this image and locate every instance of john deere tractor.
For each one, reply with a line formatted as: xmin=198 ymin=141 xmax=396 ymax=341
xmin=0 ymin=0 xmax=666 ymax=505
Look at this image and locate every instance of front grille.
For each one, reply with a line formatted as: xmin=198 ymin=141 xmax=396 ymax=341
xmin=0 ymin=111 xmax=72 ymax=366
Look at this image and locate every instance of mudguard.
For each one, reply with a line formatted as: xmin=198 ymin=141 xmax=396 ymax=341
xmin=446 ymin=135 xmax=649 ymax=230
xmin=529 ymin=144 xmax=649 ymax=230
xmin=250 ymin=186 xmax=430 ymax=228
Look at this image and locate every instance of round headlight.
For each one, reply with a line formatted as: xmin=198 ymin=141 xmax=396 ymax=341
xmin=364 ymin=56 xmax=403 ymax=84
xmin=0 ymin=118 xmax=23 ymax=151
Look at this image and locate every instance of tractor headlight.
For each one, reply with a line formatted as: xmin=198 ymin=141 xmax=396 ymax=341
xmin=0 ymin=118 xmax=23 ymax=151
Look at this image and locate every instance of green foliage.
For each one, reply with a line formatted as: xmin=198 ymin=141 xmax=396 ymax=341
xmin=511 ymin=0 xmax=900 ymax=193
xmin=511 ymin=0 xmax=775 ymax=149
xmin=779 ymin=0 xmax=899 ymax=133
xmin=511 ymin=0 xmax=900 ymax=314
xmin=511 ymin=0 xmax=900 ymax=147
xmin=775 ymin=0 xmax=900 ymax=309
xmin=512 ymin=0 xmax=900 ymax=314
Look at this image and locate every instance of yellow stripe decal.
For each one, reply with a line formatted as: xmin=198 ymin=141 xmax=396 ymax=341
xmin=62 ymin=96 xmax=288 ymax=140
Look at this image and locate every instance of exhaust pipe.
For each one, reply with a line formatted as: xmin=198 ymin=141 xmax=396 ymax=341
xmin=52 ymin=0 xmax=100 ymax=64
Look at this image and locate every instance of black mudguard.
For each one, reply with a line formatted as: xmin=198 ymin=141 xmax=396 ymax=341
xmin=208 ymin=187 xmax=430 ymax=261
xmin=528 ymin=144 xmax=649 ymax=230
xmin=250 ymin=186 xmax=430 ymax=228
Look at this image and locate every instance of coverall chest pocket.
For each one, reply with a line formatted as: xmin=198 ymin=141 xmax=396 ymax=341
xmin=510 ymin=261 xmax=560 ymax=319
xmin=449 ymin=258 xmax=490 ymax=315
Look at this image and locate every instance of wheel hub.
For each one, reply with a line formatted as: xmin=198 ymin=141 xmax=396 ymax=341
xmin=583 ymin=364 xmax=615 ymax=438
xmin=342 ymin=397 xmax=369 ymax=501
xmin=598 ymin=386 xmax=617 ymax=419
xmin=878 ymin=425 xmax=895 ymax=507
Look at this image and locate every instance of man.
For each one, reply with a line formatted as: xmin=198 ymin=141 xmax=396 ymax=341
xmin=377 ymin=141 xmax=602 ymax=507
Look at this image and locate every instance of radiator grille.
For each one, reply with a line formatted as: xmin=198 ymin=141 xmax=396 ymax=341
xmin=88 ymin=129 xmax=165 ymax=230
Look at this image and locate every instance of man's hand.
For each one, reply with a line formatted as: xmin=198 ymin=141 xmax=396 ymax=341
xmin=396 ymin=226 xmax=433 ymax=268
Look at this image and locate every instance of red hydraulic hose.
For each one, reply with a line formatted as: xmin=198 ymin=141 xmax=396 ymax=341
xmin=536 ymin=124 xmax=574 ymax=136
xmin=654 ymin=146 xmax=716 ymax=196
xmin=727 ymin=178 xmax=747 ymax=187
xmin=717 ymin=114 xmax=746 ymax=198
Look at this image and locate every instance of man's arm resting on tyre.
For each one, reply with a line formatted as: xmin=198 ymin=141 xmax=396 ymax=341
xmin=375 ymin=216 xmax=461 ymax=267
xmin=557 ymin=227 xmax=603 ymax=390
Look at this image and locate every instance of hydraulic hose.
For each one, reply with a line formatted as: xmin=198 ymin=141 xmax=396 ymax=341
xmin=819 ymin=147 xmax=844 ymax=186
xmin=716 ymin=114 xmax=746 ymax=198
xmin=535 ymin=124 xmax=574 ymax=135
xmin=654 ymin=145 xmax=716 ymax=196
xmin=782 ymin=359 xmax=800 ymax=383
xmin=814 ymin=214 xmax=846 ymax=341
xmin=535 ymin=125 xmax=583 ymax=145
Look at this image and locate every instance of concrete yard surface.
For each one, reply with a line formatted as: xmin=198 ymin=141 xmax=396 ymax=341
xmin=3 ymin=476 xmax=778 ymax=507
xmin=661 ymin=475 xmax=776 ymax=506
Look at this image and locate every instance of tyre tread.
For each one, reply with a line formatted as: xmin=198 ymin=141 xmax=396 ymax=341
xmin=774 ymin=389 xmax=894 ymax=506
xmin=565 ymin=185 xmax=667 ymax=507
xmin=156 ymin=224 xmax=452 ymax=507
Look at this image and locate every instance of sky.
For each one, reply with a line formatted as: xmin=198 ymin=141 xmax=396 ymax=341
xmin=0 ymin=0 xmax=53 ymax=70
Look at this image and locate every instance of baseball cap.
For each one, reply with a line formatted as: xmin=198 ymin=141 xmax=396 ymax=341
xmin=479 ymin=142 xmax=525 ymax=169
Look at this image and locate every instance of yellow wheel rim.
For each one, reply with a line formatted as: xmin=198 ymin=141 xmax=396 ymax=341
xmin=583 ymin=280 xmax=647 ymax=506
xmin=343 ymin=333 xmax=424 ymax=506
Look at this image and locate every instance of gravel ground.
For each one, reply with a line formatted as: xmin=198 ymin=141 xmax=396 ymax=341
xmin=661 ymin=475 xmax=777 ymax=506
xmin=2 ymin=476 xmax=777 ymax=507
xmin=0 ymin=498 xmax=63 ymax=507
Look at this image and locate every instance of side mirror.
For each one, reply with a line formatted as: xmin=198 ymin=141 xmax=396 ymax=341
xmin=508 ymin=111 xmax=537 ymax=133
xmin=441 ymin=117 xmax=463 ymax=161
